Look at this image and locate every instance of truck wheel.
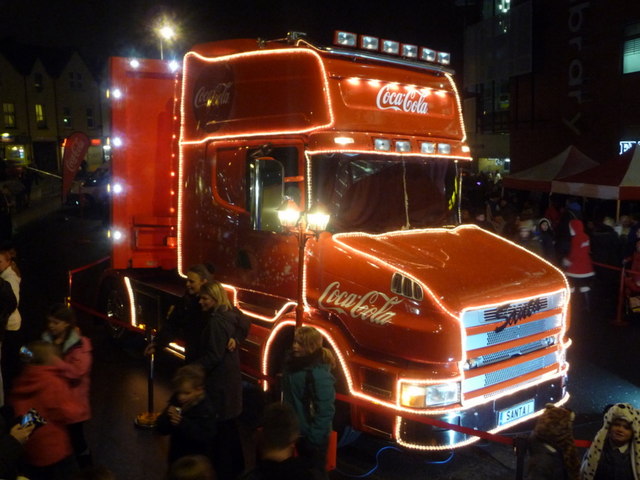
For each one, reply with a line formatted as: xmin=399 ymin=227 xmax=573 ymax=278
xmin=103 ymin=281 xmax=129 ymax=340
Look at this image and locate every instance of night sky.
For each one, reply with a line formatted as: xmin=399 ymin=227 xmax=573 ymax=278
xmin=0 ymin=0 xmax=467 ymax=69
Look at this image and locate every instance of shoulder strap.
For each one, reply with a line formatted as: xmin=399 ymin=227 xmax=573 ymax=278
xmin=302 ymin=368 xmax=317 ymax=421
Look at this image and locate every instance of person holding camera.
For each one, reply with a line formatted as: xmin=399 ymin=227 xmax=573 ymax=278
xmin=0 ymin=406 xmax=34 ymax=480
xmin=9 ymin=340 xmax=82 ymax=479
xmin=42 ymin=303 xmax=93 ymax=468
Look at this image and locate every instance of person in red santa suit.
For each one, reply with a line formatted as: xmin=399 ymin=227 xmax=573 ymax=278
xmin=562 ymin=218 xmax=595 ymax=311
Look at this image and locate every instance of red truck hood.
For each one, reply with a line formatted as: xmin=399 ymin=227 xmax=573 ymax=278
xmin=329 ymin=224 xmax=565 ymax=315
xmin=309 ymin=225 xmax=567 ymax=365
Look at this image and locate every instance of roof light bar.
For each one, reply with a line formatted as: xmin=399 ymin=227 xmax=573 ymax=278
xmin=332 ymin=30 xmax=452 ymax=66
xmin=334 ymin=31 xmax=357 ymax=47
xmin=420 ymin=48 xmax=436 ymax=62
xmin=360 ymin=35 xmax=380 ymax=51
xmin=438 ymin=52 xmax=451 ymax=65
xmin=402 ymin=44 xmax=418 ymax=58
xmin=381 ymin=39 xmax=400 ymax=55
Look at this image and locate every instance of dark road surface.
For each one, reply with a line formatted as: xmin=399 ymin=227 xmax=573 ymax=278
xmin=11 ymin=203 xmax=640 ymax=480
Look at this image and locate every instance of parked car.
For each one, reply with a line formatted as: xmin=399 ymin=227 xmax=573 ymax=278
xmin=68 ymin=165 xmax=111 ymax=209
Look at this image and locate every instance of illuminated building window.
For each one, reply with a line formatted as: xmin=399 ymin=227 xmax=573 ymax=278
xmin=35 ymin=104 xmax=47 ymax=129
xmin=86 ymin=107 xmax=95 ymax=128
xmin=3 ymin=103 xmax=16 ymax=129
xmin=62 ymin=106 xmax=72 ymax=128
xmin=623 ymin=23 xmax=640 ymax=74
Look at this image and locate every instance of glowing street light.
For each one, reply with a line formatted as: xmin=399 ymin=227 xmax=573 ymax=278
xmin=277 ymin=198 xmax=330 ymax=328
xmin=157 ymin=24 xmax=176 ymax=60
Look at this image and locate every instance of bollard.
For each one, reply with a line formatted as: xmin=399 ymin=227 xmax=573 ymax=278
xmin=135 ymin=330 xmax=160 ymax=428
xmin=513 ymin=435 xmax=528 ymax=480
xmin=611 ymin=264 xmax=630 ymax=326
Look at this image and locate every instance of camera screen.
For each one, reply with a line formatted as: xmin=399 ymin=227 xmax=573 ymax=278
xmin=21 ymin=413 xmax=34 ymax=426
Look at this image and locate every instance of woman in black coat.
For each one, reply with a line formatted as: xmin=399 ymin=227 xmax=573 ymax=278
xmin=195 ymin=281 xmax=245 ymax=480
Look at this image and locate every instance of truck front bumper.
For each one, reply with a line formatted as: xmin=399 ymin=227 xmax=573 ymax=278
xmin=396 ymin=375 xmax=568 ymax=450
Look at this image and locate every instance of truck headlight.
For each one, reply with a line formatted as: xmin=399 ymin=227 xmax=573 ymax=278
xmin=400 ymin=382 xmax=461 ymax=408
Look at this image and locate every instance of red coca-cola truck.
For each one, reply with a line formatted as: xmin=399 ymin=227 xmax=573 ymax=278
xmin=85 ymin=31 xmax=571 ymax=450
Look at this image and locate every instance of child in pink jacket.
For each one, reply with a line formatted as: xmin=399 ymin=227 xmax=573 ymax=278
xmin=42 ymin=303 xmax=93 ymax=468
xmin=10 ymin=340 xmax=82 ymax=479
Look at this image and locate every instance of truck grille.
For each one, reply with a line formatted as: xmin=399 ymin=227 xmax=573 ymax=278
xmin=460 ymin=292 xmax=565 ymax=398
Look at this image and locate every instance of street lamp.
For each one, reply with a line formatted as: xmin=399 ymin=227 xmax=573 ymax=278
xmin=157 ymin=24 xmax=176 ymax=60
xmin=277 ymin=198 xmax=330 ymax=328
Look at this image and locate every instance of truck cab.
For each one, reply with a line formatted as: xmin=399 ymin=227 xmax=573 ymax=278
xmin=98 ymin=32 xmax=570 ymax=450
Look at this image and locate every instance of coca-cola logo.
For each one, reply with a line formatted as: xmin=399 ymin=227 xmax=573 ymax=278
xmin=376 ymin=85 xmax=429 ymax=114
xmin=192 ymin=64 xmax=234 ymax=132
xmin=318 ymin=281 xmax=403 ymax=325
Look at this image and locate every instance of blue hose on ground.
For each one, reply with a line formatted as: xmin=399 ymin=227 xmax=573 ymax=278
xmin=335 ymin=445 xmax=455 ymax=478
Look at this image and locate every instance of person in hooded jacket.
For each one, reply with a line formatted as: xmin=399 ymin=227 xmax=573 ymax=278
xmin=9 ymin=340 xmax=82 ymax=480
xmin=562 ymin=218 xmax=595 ymax=311
xmin=535 ymin=218 xmax=556 ymax=264
xmin=581 ymin=403 xmax=640 ymax=480
xmin=282 ymin=326 xmax=336 ymax=479
xmin=42 ymin=303 xmax=93 ymax=468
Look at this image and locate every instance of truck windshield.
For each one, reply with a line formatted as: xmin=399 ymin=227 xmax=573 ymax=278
xmin=311 ymin=154 xmax=460 ymax=234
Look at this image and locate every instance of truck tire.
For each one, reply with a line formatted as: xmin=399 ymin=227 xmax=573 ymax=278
xmin=102 ymin=279 xmax=130 ymax=340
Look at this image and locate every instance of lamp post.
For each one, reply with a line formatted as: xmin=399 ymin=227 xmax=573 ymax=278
xmin=278 ymin=199 xmax=330 ymax=329
xmin=157 ymin=24 xmax=176 ymax=60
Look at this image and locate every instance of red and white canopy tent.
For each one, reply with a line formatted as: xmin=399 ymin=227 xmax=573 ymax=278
xmin=502 ymin=145 xmax=598 ymax=192
xmin=551 ymin=145 xmax=640 ymax=201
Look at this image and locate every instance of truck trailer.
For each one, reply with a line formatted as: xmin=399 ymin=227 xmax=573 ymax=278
xmin=80 ymin=31 xmax=571 ymax=450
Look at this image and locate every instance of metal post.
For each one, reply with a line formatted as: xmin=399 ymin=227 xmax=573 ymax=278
xmin=135 ymin=330 xmax=159 ymax=428
xmin=295 ymin=228 xmax=310 ymax=329
xmin=513 ymin=436 xmax=528 ymax=480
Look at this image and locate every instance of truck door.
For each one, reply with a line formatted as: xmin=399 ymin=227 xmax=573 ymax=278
xmin=203 ymin=141 xmax=304 ymax=301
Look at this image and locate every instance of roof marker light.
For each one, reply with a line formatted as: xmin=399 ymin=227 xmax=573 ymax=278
xmin=438 ymin=143 xmax=451 ymax=154
xmin=395 ymin=140 xmax=411 ymax=152
xmin=402 ymin=44 xmax=419 ymax=58
xmin=374 ymin=138 xmax=391 ymax=151
xmin=381 ymin=39 xmax=400 ymax=55
xmin=334 ymin=136 xmax=355 ymax=145
xmin=438 ymin=52 xmax=451 ymax=65
xmin=168 ymin=60 xmax=180 ymax=72
xmin=421 ymin=142 xmax=436 ymax=154
xmin=129 ymin=59 xmax=140 ymax=68
xmin=420 ymin=47 xmax=436 ymax=62
xmin=360 ymin=35 xmax=379 ymax=51
xmin=334 ymin=31 xmax=357 ymax=47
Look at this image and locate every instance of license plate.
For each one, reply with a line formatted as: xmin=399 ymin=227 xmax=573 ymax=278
xmin=498 ymin=399 xmax=535 ymax=426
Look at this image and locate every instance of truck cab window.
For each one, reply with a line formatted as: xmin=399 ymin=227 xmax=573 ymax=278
xmin=311 ymin=154 xmax=458 ymax=233
xmin=247 ymin=146 xmax=302 ymax=232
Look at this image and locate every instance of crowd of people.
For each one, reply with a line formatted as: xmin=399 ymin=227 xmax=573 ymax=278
xmin=464 ymin=178 xmax=640 ymax=315
xmin=0 ymin=257 xmax=337 ymax=480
